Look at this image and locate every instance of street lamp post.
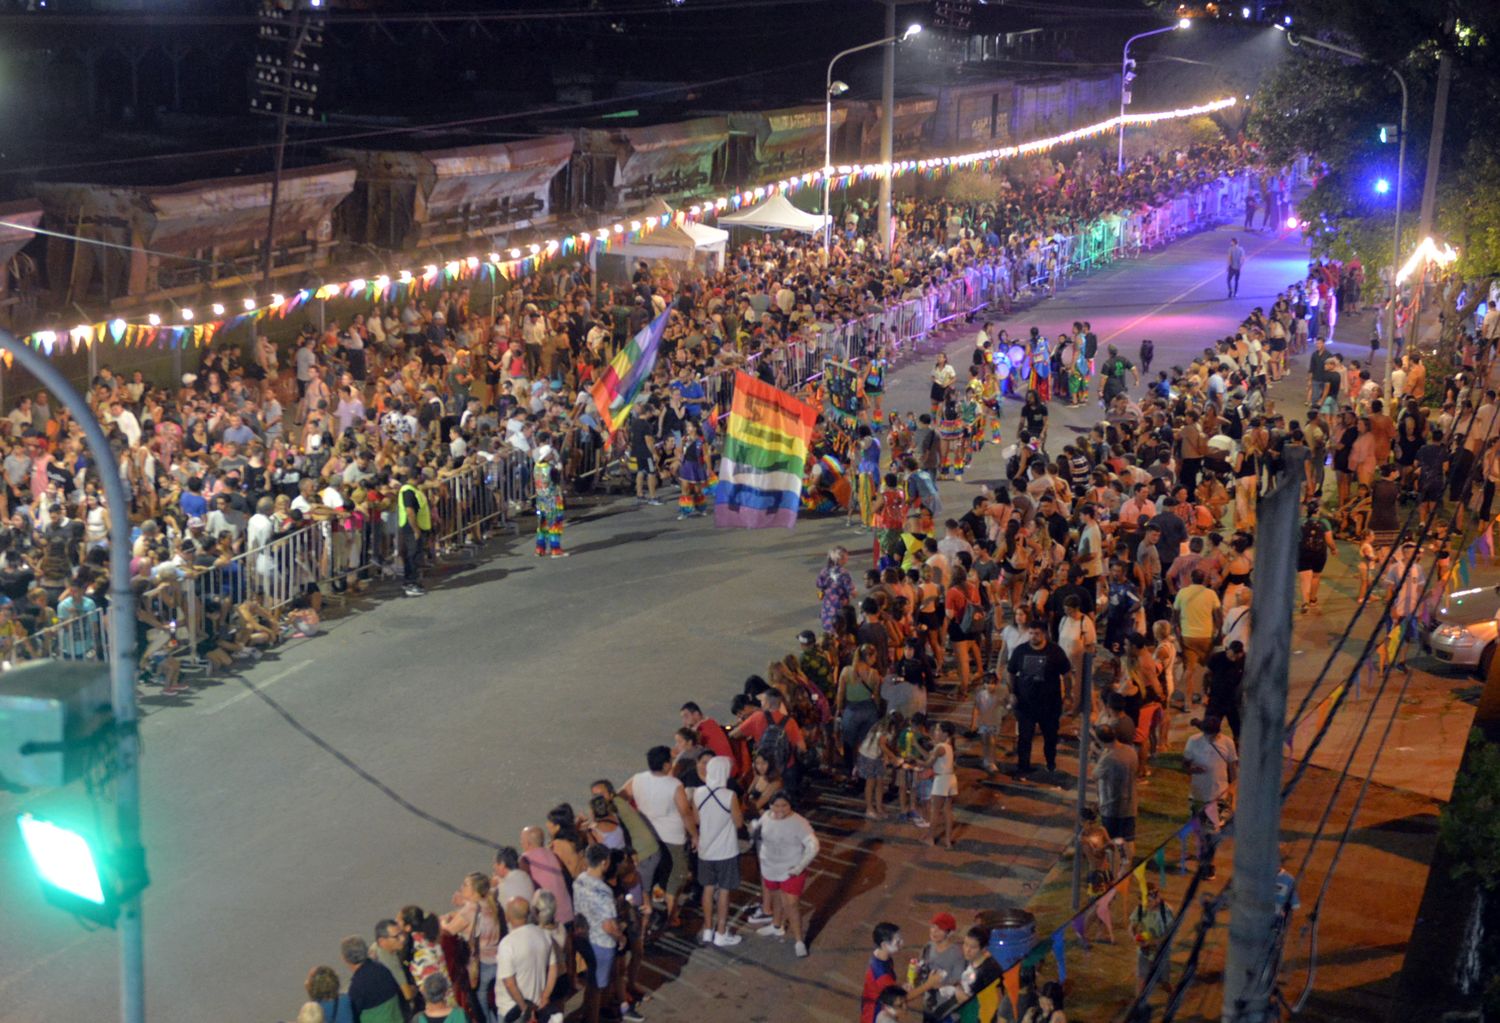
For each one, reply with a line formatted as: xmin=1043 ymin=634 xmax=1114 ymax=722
xmin=823 ymin=23 xmax=921 ymax=255
xmin=0 ymin=329 xmax=142 ymax=1023
xmin=1286 ymin=32 xmax=1407 ymax=397
xmin=1118 ymin=18 xmax=1191 ymax=175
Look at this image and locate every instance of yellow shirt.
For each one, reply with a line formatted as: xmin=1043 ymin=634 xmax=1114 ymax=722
xmin=1174 ymin=584 xmax=1221 ymax=639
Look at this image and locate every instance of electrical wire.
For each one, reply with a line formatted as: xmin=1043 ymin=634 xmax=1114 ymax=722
xmin=0 ymin=56 xmax=829 ymax=180
xmin=1146 ymin=388 xmax=1500 ymax=1023
xmin=0 ymin=219 xmax=218 ymax=268
xmin=0 ymin=0 xmax=840 ymax=28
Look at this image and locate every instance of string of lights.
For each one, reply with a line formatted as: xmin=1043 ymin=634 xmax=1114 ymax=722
xmin=1 ymin=96 xmax=1236 ymax=364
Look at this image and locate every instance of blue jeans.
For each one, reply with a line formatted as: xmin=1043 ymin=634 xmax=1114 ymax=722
xmin=477 ymin=961 xmax=498 ymax=1023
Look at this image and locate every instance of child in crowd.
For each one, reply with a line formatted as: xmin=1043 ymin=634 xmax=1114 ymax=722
xmin=968 ymin=671 xmax=1012 ymax=774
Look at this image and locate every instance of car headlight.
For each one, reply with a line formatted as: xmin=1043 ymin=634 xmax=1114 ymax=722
xmin=1435 ymin=625 xmax=1475 ymax=643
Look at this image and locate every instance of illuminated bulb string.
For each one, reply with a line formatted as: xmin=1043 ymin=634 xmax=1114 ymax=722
xmin=5 ymin=97 xmax=1237 ymax=356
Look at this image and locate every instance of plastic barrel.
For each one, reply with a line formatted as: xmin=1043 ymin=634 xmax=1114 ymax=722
xmin=982 ymin=908 xmax=1037 ymax=970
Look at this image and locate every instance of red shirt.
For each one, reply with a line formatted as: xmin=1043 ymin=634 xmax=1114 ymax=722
xmin=695 ymin=719 xmax=733 ymax=760
xmin=861 ymin=955 xmax=897 ymax=1023
xmin=738 ymin=709 xmax=803 ymax=765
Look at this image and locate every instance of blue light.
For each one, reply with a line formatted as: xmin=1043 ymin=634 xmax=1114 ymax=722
xmin=1374 ymin=178 xmax=1391 ymax=195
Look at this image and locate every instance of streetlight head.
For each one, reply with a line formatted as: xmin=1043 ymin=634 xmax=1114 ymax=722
xmin=902 ymin=23 xmax=922 ymax=40
xmin=1177 ymin=17 xmax=1191 ymax=29
xmin=1240 ymin=6 xmax=1250 ymax=17
xmin=829 ymin=80 xmax=850 ymax=97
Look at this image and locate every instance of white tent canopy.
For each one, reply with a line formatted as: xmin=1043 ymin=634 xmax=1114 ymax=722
xmin=616 ymin=214 xmax=729 ymax=269
xmin=716 ymin=192 xmax=830 ymax=233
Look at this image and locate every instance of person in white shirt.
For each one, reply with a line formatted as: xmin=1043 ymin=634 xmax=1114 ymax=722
xmin=1056 ymin=597 xmax=1096 ymax=709
xmin=748 ymin=791 xmax=819 ymax=957
xmin=1181 ymin=716 xmax=1238 ymax=873
xmin=692 ymin=756 xmax=745 ymax=947
xmin=620 ymin=746 xmax=697 ymax=926
xmin=495 ymin=897 xmax=559 ymax=1021
xmin=936 ymin=520 xmax=973 ymax=562
xmin=109 ymin=401 xmax=142 ymax=448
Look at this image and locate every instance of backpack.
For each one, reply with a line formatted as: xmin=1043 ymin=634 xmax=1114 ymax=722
xmin=1300 ymin=517 xmax=1325 ymax=554
xmin=758 ymin=712 xmax=791 ymax=770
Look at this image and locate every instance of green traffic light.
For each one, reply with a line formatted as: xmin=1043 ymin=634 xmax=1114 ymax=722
xmin=17 ymin=812 xmax=107 ymax=905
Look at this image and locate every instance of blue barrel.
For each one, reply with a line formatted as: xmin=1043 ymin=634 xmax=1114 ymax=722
xmin=984 ymin=908 xmax=1036 ymax=970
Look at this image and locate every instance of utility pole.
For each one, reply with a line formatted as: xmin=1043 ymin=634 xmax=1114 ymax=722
xmin=251 ymin=0 xmax=325 ymax=291
xmin=1409 ymin=15 xmax=1454 ymax=352
xmin=1221 ymin=478 xmax=1299 ymax=1023
xmin=1070 ymin=653 xmax=1093 ymax=910
xmin=0 ymin=330 xmax=142 ymax=1023
xmin=1416 ymin=20 xmax=1454 ymax=238
xmin=877 ymin=0 xmax=896 ymax=260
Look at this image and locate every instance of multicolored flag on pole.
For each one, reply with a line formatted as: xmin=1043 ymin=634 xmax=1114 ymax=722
xmin=589 ymin=308 xmax=669 ymax=435
xmin=714 ymin=371 xmax=817 ymax=530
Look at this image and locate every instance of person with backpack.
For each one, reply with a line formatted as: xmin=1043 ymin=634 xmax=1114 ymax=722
xmin=1296 ymin=501 xmax=1337 ymax=613
xmin=944 ymin=565 xmax=985 ymax=698
xmin=693 ymin=756 xmax=745 ymax=948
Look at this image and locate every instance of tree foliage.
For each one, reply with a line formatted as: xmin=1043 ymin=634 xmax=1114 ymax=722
xmin=1246 ymin=0 xmax=1500 ymax=276
xmin=1440 ymin=729 xmax=1500 ymax=892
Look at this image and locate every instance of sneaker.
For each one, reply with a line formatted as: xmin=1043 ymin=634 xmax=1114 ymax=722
xmin=161 ymin=683 xmax=189 ymax=696
xmin=550 ymin=550 xmax=571 ymax=558
xmin=794 ymin=940 xmax=809 ymax=958
xmin=404 ymin=585 xmax=425 ymax=597
xmin=746 ymin=909 xmax=774 ymax=925
xmin=911 ymin=815 xmax=931 ymax=828
xmin=645 ymin=498 xmax=663 ymax=506
xmin=700 ymin=928 xmax=714 ymax=945
xmin=677 ymin=512 xmax=692 ymax=520
xmin=713 ymin=931 xmax=743 ymax=947
xmin=622 ymin=1005 xmax=646 ymax=1022
xmin=756 ymin=923 xmax=785 ymax=937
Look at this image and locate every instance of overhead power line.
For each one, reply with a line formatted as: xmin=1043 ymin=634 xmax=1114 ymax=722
xmin=0 ymin=0 xmax=838 ymax=28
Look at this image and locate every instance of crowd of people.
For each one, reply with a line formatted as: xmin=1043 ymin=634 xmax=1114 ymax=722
xmin=0 ymin=132 xmax=1344 ymax=1023
xmin=0 ymin=138 xmax=1258 ymax=698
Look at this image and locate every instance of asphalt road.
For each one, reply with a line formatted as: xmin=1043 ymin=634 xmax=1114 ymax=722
xmin=0 ymin=217 xmax=1317 ymax=1023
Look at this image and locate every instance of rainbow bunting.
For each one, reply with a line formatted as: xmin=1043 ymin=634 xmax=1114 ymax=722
xmin=1051 ymin=930 xmax=1067 ymax=983
xmin=589 ymin=308 xmax=669 ymax=435
xmin=714 ymin=371 xmax=817 ymax=530
xmin=1478 ymin=525 xmax=1494 ymax=559
xmin=1386 ymin=620 xmax=1404 ymax=663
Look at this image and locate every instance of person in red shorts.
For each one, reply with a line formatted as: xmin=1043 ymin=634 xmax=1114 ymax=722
xmin=748 ymin=790 xmax=821 ymax=959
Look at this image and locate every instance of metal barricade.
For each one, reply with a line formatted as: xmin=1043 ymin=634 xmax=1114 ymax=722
xmin=20 ymin=607 xmax=110 ymax=665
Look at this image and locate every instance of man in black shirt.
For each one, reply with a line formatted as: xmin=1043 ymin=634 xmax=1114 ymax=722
xmin=1007 ymin=622 xmax=1072 ymax=775
xmin=341 ymin=935 xmax=404 ymax=1022
xmin=1205 ymin=640 xmax=1246 ymax=740
xmin=957 ymin=495 xmax=989 ymax=543
xmin=1036 ymin=495 xmax=1070 ymax=548
xmin=629 ymin=403 xmax=662 ymax=505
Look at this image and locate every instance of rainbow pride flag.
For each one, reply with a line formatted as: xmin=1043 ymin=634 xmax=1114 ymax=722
xmin=714 ymin=371 xmax=818 ymax=530
xmin=590 ymin=308 xmax=669 ymax=434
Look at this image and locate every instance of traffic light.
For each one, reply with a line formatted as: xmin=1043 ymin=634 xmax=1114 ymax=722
xmin=15 ymin=803 xmax=146 ymax=926
xmin=2 ymin=662 xmax=148 ymax=928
